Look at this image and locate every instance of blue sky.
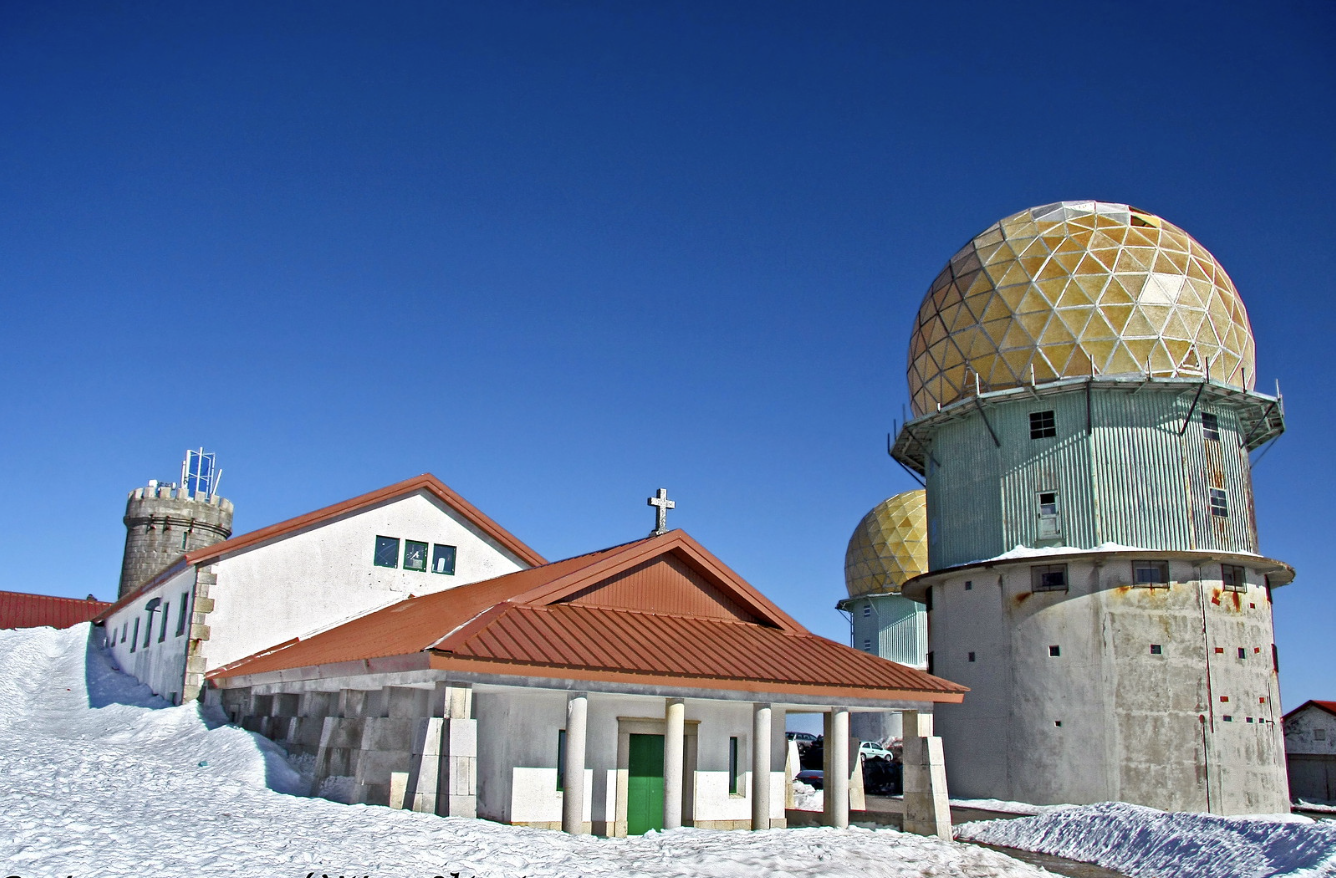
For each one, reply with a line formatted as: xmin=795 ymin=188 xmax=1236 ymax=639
xmin=1 ymin=2 xmax=1332 ymax=708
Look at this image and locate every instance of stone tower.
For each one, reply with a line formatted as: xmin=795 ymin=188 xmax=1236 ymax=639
xmin=889 ymin=202 xmax=1293 ymax=815
xmin=118 ymin=451 xmax=234 ymax=598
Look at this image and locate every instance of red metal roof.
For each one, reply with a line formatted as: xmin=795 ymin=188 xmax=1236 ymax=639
xmin=1285 ymin=700 xmax=1336 ymax=720
xmin=209 ymin=530 xmax=968 ymax=702
xmin=0 ymin=590 xmax=112 ymax=630
xmin=97 ymin=473 xmax=546 ymax=623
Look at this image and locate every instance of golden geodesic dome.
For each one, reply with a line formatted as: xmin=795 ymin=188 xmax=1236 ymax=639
xmin=844 ymin=490 xmax=927 ymax=598
xmin=907 ymin=201 xmax=1256 ymax=416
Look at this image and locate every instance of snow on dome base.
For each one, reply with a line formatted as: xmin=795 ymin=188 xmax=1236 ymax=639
xmin=907 ymin=200 xmax=1256 ymax=417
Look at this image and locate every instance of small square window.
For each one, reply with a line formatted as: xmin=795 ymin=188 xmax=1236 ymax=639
xmin=968 ymin=651 xmax=976 ymax=662
xmin=863 ymin=639 xmax=873 ymax=651
xmin=862 ymin=605 xmax=872 ymax=617
xmin=1054 ymin=720 xmax=1062 ymax=727
xmin=1317 ymin=729 xmax=1328 ymax=741
xmin=1032 ymin=564 xmax=1068 ymax=592
xmin=1214 ymin=647 xmax=1224 ymax=654
xmin=1221 ymin=564 xmax=1246 ymax=592
xmin=1150 ymin=644 xmax=1162 ymax=655
xmin=403 ymin=540 xmax=428 ymax=572
xmin=1238 ymin=647 xmax=1247 ymax=659
xmin=1209 ymin=488 xmax=1229 ymax=518
xmin=1132 ymin=560 xmax=1170 ymax=587
xmin=1220 ymin=695 xmax=1229 ymax=703
xmin=1202 ymin=412 xmax=1220 ymax=441
xmin=964 ymin=580 xmax=973 ymax=591
xmin=1260 ymin=697 xmax=1267 ymax=704
xmin=1223 ymin=715 xmax=1233 ymax=722
xmin=374 ymin=536 xmax=400 ymax=568
xmin=433 ymin=544 xmax=457 ymax=575
xmin=1049 ymin=645 xmax=1061 ymax=657
xmin=1038 ymin=492 xmax=1059 ymax=517
xmin=1246 ymin=717 xmax=1254 ymax=723
xmin=1030 ymin=410 xmax=1056 ymax=439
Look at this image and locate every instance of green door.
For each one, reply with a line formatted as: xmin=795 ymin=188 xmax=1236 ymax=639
xmin=627 ymin=733 xmax=665 ymax=835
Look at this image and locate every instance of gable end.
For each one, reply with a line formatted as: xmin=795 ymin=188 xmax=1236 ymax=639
xmin=557 ymin=553 xmax=762 ymax=623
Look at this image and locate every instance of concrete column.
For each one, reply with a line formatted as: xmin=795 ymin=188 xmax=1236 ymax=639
xmin=663 ymin=698 xmax=685 ymax=830
xmin=751 ymin=702 xmax=772 ymax=830
xmin=827 ymin=707 xmax=850 ymax=829
xmin=562 ymin=692 xmax=588 ymax=835
xmin=902 ymin=709 xmax=951 ymax=840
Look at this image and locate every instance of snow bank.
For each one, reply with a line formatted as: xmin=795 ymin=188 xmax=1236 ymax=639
xmin=0 ymin=624 xmax=1049 ymax=878
xmin=957 ymin=801 xmax=1336 ymax=878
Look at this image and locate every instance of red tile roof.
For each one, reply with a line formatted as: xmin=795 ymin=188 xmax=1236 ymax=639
xmin=209 ymin=530 xmax=968 ymax=703
xmin=0 ymin=590 xmax=112 ymax=630
xmin=1286 ymin=700 xmax=1336 ymax=720
xmin=97 ymin=473 xmax=546 ymax=623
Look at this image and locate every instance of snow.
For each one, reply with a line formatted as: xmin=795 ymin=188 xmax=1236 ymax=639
xmin=0 ymin=623 xmax=1049 ymax=878
xmin=957 ymin=801 xmax=1336 ymax=878
xmin=968 ymin=542 xmax=1261 ymax=565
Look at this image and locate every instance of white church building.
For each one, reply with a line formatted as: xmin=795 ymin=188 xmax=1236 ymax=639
xmin=96 ymin=473 xmax=965 ymax=837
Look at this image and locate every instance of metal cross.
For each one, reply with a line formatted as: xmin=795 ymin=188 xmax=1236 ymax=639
xmin=647 ymin=488 xmax=675 ymax=535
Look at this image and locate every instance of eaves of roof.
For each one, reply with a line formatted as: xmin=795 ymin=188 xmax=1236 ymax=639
xmin=1284 ymin=700 xmax=1336 ymax=721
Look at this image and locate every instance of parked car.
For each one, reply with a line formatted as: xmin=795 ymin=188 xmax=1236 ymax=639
xmin=786 ymin=731 xmax=818 ymax=743
xmin=794 ymin=769 xmax=824 ymax=789
xmin=858 ymin=741 xmax=894 ymax=760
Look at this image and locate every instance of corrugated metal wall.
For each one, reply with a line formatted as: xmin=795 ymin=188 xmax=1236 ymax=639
xmin=925 ymin=385 xmax=1259 ymax=569
xmin=850 ymin=594 xmax=927 ymax=667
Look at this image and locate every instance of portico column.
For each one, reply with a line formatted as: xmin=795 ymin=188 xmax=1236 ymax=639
xmin=827 ymin=706 xmax=850 ymax=829
xmin=663 ymin=698 xmax=685 ymax=829
xmin=562 ymin=692 xmax=588 ymax=835
xmin=751 ymin=702 xmax=772 ymax=830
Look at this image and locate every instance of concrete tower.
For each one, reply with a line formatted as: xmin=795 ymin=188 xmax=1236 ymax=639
xmin=839 ymin=489 xmax=930 ymax=743
xmin=118 ymin=450 xmax=233 ymax=598
xmin=889 ymin=201 xmax=1293 ymax=814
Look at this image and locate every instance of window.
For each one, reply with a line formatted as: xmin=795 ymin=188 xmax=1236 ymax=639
xmin=1317 ymin=729 xmax=1328 ymax=741
xmin=130 ymin=618 xmax=139 ymax=653
xmin=159 ymin=602 xmax=170 ymax=642
xmin=728 ymin=737 xmax=740 ymax=795
xmin=1039 ymin=493 xmax=1059 ymax=517
xmin=1030 ymin=410 xmax=1056 ymax=439
xmin=144 ymin=613 xmax=154 ymax=648
xmin=1150 ymin=644 xmax=1162 ymax=655
xmin=1221 ymin=564 xmax=1246 ymax=592
xmin=926 ymin=651 xmax=934 ymax=675
xmin=373 ymin=536 xmax=400 ymax=568
xmin=862 ymin=639 xmax=873 ymax=651
xmin=862 ymin=605 xmax=872 ymax=618
xmin=120 ymin=623 xmax=127 ymax=644
xmin=1038 ymin=492 xmax=1061 ymax=538
xmin=1209 ymin=488 xmax=1229 ymax=518
xmin=968 ymin=651 xmax=976 ymax=662
xmin=556 ymin=730 xmax=566 ymax=791
xmin=1223 ymin=716 xmax=1233 ymax=722
xmin=1032 ymin=564 xmax=1068 ymax=592
xmin=1202 ymin=412 xmax=1220 ymax=441
xmin=403 ymin=540 xmax=428 ymax=572
xmin=964 ymin=580 xmax=973 ymax=591
xmin=176 ymin=597 xmax=189 ymax=637
xmin=432 ymin=544 xmax=457 ymax=575
xmin=1132 ymin=560 xmax=1170 ymax=587
xmin=924 ymin=587 xmax=933 ymax=613
xmin=1049 ymin=645 xmax=1061 ymax=657
xmin=1220 ymin=696 xmax=1229 ymax=703
xmin=1238 ymin=648 xmax=1247 ymax=659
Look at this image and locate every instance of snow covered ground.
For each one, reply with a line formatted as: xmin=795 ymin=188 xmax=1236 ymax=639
xmin=0 ymin=624 xmax=1047 ymax=878
xmin=957 ymin=802 xmax=1336 ymax=878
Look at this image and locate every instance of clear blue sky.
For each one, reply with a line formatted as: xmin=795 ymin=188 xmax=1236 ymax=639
xmin=1 ymin=2 xmax=1331 ymax=707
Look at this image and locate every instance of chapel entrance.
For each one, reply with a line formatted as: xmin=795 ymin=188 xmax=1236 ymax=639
xmin=626 ymin=733 xmax=665 ymax=834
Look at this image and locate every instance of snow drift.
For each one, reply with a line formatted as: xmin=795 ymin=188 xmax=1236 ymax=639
xmin=957 ymin=801 xmax=1336 ymax=878
xmin=0 ymin=623 xmax=1045 ymax=877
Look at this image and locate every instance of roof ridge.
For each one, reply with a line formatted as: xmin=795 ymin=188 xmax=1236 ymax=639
xmin=533 ymin=602 xmax=783 ymax=628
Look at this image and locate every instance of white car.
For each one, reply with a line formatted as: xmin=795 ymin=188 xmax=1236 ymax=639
xmin=858 ymin=741 xmax=894 ymax=760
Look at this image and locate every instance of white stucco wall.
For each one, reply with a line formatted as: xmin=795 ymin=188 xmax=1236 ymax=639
xmin=475 ymin=687 xmax=786 ymax=831
xmin=198 ymin=490 xmax=530 ymax=671
xmin=102 ymin=567 xmax=197 ymax=703
xmin=928 ymin=557 xmax=1288 ymax=815
xmin=1286 ymin=705 xmax=1336 ymax=756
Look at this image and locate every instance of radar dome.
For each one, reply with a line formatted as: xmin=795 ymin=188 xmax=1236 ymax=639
xmin=907 ymin=201 xmax=1256 ymax=417
xmin=844 ymin=490 xmax=927 ymax=598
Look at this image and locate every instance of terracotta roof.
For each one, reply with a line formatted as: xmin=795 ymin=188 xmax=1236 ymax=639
xmin=96 ymin=473 xmax=545 ymax=623
xmin=209 ymin=531 xmax=967 ymax=702
xmin=1285 ymin=700 xmax=1336 ymax=721
xmin=0 ymin=590 xmax=112 ymax=630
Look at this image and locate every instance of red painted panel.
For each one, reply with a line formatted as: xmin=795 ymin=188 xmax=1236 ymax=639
xmin=558 ymin=554 xmax=760 ymax=622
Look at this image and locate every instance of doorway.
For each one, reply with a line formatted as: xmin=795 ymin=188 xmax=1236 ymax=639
xmin=627 ymin=733 xmax=665 ymax=835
